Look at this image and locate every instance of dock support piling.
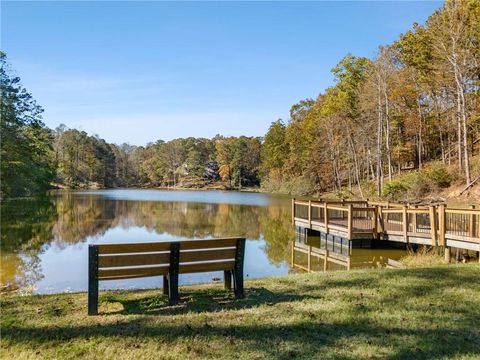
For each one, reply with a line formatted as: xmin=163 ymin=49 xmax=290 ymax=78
xmin=445 ymin=247 xmax=451 ymax=263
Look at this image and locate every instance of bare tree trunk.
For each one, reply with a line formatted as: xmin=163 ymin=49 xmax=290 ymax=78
xmin=346 ymin=125 xmax=364 ymax=198
xmin=376 ymin=91 xmax=383 ymax=196
xmin=383 ymin=84 xmax=392 ymax=182
xmin=417 ymin=101 xmax=423 ymax=169
xmin=456 ymin=88 xmax=463 ymax=172
xmin=455 ymin=69 xmax=471 ymax=184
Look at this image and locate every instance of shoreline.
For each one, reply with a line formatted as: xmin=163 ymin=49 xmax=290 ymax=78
xmin=6 ymin=182 xmax=479 ymax=204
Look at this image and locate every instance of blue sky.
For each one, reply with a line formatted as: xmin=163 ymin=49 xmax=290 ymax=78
xmin=2 ymin=1 xmax=442 ymax=146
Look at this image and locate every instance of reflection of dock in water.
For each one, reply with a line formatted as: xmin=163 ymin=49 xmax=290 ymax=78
xmin=291 ymin=227 xmax=405 ymax=273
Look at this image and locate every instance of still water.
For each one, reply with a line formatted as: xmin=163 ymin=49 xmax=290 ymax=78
xmin=1 ymin=189 xmax=406 ymax=294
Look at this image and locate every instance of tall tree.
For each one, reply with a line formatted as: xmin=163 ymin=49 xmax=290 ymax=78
xmin=0 ymin=52 xmax=55 ymax=198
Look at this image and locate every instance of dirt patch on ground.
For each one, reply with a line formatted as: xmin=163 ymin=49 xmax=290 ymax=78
xmin=439 ymin=182 xmax=480 ymax=205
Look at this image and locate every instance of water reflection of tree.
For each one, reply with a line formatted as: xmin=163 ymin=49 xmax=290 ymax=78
xmin=52 ymin=192 xmax=117 ymax=245
xmin=259 ymin=205 xmax=295 ymax=266
xmin=1 ymin=192 xmax=295 ymax=289
xmin=1 ymin=198 xmax=56 ymax=288
xmin=1 ymin=198 xmax=57 ymax=252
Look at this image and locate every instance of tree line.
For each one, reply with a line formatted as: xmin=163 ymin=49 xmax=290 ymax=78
xmin=1 ymin=52 xmax=262 ymax=199
xmin=262 ymin=0 xmax=479 ymax=197
xmin=1 ymin=1 xmax=479 ymax=198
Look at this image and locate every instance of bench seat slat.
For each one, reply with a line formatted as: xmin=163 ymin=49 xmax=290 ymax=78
xmin=179 ymin=260 xmax=235 ymax=274
xmin=179 ymin=248 xmax=236 ymax=262
xmin=98 ymin=273 xmax=165 ymax=281
xmin=97 ymin=238 xmax=239 ymax=255
xmin=99 ymin=252 xmax=170 ymax=268
xmin=97 ymin=242 xmax=171 ymax=254
xmin=177 ymin=238 xmax=239 ymax=250
xmin=98 ymin=265 xmax=169 ymax=279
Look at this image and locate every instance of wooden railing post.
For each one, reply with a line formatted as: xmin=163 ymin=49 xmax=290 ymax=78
xmin=324 ymin=203 xmax=329 ymax=233
xmin=429 ymin=206 xmax=437 ymax=246
xmin=438 ymin=204 xmax=446 ymax=247
xmin=373 ymin=206 xmax=379 ymax=239
xmin=308 ymin=200 xmax=312 ymax=228
xmin=347 ymin=204 xmax=353 ymax=239
xmin=469 ymin=205 xmax=475 ymax=238
xmin=402 ymin=206 xmax=408 ymax=243
xmin=291 ymin=198 xmax=295 ymax=225
xmin=412 ymin=206 xmax=417 ymax=233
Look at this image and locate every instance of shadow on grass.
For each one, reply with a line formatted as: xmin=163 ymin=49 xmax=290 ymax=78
xmin=3 ymin=266 xmax=480 ymax=359
xmin=3 ymin=316 xmax=479 ymax=359
xmin=101 ymin=286 xmax=309 ymax=316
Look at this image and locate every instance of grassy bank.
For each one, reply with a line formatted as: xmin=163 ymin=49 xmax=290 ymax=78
xmin=2 ymin=265 xmax=480 ymax=359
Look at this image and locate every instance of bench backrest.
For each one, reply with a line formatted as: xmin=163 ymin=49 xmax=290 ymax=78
xmin=90 ymin=237 xmax=244 ymax=281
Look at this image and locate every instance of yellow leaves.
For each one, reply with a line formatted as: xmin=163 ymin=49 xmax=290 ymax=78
xmin=218 ymin=164 xmax=230 ymax=182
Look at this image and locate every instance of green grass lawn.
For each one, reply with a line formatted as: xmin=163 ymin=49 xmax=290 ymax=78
xmin=1 ymin=265 xmax=480 ymax=359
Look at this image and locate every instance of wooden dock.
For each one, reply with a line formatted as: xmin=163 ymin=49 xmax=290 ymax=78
xmin=292 ymin=199 xmax=480 ymax=256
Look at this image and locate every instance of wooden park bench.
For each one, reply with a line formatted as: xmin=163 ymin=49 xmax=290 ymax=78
xmin=88 ymin=237 xmax=246 ymax=315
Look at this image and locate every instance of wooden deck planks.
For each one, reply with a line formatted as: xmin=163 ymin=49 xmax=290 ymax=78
xmin=293 ymin=199 xmax=480 ymax=252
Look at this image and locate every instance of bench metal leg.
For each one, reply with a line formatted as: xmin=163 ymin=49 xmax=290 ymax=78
xmin=168 ymin=243 xmax=180 ymax=305
xmin=233 ymin=268 xmax=244 ymax=299
xmin=163 ymin=276 xmax=169 ymax=295
xmin=88 ymin=245 xmax=99 ymax=315
xmin=168 ymin=273 xmax=179 ymax=305
xmin=224 ymin=270 xmax=232 ymax=290
xmin=233 ymin=239 xmax=246 ymax=299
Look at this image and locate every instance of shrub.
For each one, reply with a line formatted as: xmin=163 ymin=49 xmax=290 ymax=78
xmin=400 ymin=246 xmax=448 ymax=268
xmin=284 ymin=176 xmax=316 ymax=196
xmin=383 ymin=181 xmax=408 ymax=200
xmin=334 ymin=188 xmax=354 ymax=200
xmin=403 ymin=172 xmax=431 ymax=199
xmin=425 ymin=162 xmax=453 ymax=188
xmin=383 ymin=169 xmax=437 ymax=201
xmin=360 ymin=180 xmax=378 ymax=199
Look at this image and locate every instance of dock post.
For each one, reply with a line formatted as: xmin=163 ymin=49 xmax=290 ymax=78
xmin=429 ymin=206 xmax=437 ymax=246
xmin=307 ymin=245 xmax=311 ymax=272
xmin=402 ymin=206 xmax=408 ymax=243
xmin=308 ymin=200 xmax=312 ymax=228
xmin=292 ymin=198 xmax=295 ymax=225
xmin=324 ymin=250 xmax=329 ymax=272
xmin=438 ymin=204 xmax=446 ymax=247
xmin=445 ymin=247 xmax=451 ymax=263
xmin=347 ymin=204 xmax=353 ymax=239
xmin=291 ymin=241 xmax=294 ymax=268
xmin=324 ymin=203 xmax=329 ymax=233
xmin=469 ymin=205 xmax=475 ymax=238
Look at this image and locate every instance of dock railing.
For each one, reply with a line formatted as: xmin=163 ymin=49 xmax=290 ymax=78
xmin=293 ymin=198 xmax=480 ymax=250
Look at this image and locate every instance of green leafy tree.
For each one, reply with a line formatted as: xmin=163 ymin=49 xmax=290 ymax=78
xmin=261 ymin=120 xmax=287 ymax=178
xmin=0 ymin=52 xmax=55 ymax=198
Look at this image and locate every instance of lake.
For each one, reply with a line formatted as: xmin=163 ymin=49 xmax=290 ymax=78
xmin=1 ymin=189 xmax=406 ymax=294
